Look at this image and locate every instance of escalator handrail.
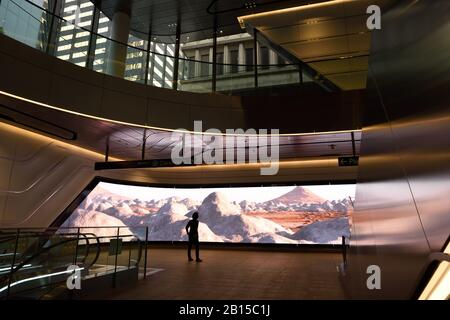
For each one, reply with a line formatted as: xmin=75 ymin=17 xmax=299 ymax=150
xmin=0 ymin=233 xmax=100 ymax=283
xmin=0 ymin=231 xmax=92 ymax=266
xmin=0 ymin=230 xmax=91 ymax=243
xmin=0 ymin=231 xmax=59 ymax=245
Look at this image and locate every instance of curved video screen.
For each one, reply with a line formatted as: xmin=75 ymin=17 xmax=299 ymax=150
xmin=61 ymin=182 xmax=355 ymax=244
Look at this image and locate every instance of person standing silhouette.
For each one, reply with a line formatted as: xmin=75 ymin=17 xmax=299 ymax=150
xmin=185 ymin=211 xmax=202 ymax=262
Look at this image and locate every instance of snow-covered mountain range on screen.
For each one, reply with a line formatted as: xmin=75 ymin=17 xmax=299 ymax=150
xmin=61 ymin=185 xmax=353 ymax=244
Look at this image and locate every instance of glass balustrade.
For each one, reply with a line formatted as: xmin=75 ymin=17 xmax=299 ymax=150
xmin=0 ymin=226 xmax=146 ymax=299
xmin=0 ymin=0 xmax=335 ymax=95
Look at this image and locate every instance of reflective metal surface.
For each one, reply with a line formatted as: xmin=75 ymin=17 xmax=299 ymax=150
xmin=0 ymin=91 xmax=361 ymax=161
xmin=346 ymin=0 xmax=450 ymax=299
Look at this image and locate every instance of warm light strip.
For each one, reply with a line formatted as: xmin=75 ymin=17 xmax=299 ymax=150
xmin=237 ymin=0 xmax=355 ymax=27
xmin=419 ymin=243 xmax=450 ymax=300
xmin=131 ymin=157 xmax=341 ymax=172
xmin=0 ymin=121 xmax=348 ymax=172
xmin=0 ymin=90 xmax=361 ymax=137
xmin=0 ymin=121 xmax=121 ymax=161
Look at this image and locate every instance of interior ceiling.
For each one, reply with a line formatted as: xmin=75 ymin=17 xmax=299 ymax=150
xmin=93 ymin=0 xmax=330 ymax=42
xmin=239 ymin=0 xmax=396 ymax=90
xmin=0 ymin=94 xmax=360 ymax=163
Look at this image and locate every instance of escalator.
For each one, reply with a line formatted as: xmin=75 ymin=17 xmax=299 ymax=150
xmin=0 ymin=228 xmax=143 ymax=299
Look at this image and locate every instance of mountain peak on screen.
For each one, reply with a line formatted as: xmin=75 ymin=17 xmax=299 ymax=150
xmin=269 ymin=186 xmax=326 ymax=204
xmin=165 ymin=196 xmax=182 ymax=203
xmin=157 ymin=202 xmax=188 ymax=216
xmin=198 ymin=192 xmax=241 ymax=219
xmin=89 ymin=185 xmax=132 ymax=202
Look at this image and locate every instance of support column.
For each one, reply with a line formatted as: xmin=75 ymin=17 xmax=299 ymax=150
xmin=209 ymin=47 xmax=214 ymax=76
xmin=106 ymin=10 xmax=131 ymax=78
xmin=269 ymin=49 xmax=277 ymax=65
xmin=238 ymin=43 xmax=246 ymax=72
xmin=194 ymin=49 xmax=201 ymax=77
xmin=223 ymin=45 xmax=230 ymax=74
xmin=256 ymin=42 xmax=261 ymax=65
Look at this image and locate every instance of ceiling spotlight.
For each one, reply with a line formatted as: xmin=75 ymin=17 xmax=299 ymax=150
xmin=244 ymin=2 xmax=257 ymax=9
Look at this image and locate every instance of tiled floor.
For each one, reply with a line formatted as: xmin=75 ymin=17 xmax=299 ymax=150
xmin=95 ymin=247 xmax=346 ymax=300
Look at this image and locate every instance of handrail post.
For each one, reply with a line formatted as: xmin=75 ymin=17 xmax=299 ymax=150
xmin=6 ymin=228 xmax=20 ymax=299
xmin=45 ymin=0 xmax=60 ymax=55
xmin=212 ymin=14 xmax=218 ymax=92
xmin=86 ymin=3 xmax=101 ymax=69
xmin=143 ymin=226 xmax=149 ymax=279
xmin=112 ymin=227 xmax=120 ymax=288
xmin=105 ymin=135 xmax=110 ymax=162
xmin=127 ymin=237 xmax=132 ymax=270
xmin=253 ymin=28 xmax=258 ymax=88
xmin=144 ymin=25 xmax=152 ymax=85
xmin=298 ymin=63 xmax=303 ymax=84
xmin=342 ymin=235 xmax=347 ymax=266
xmin=172 ymin=22 xmax=181 ymax=90
xmin=73 ymin=227 xmax=80 ymax=266
xmin=351 ymin=131 xmax=356 ymax=157
xmin=141 ymin=128 xmax=147 ymax=160
xmin=69 ymin=228 xmax=80 ymax=301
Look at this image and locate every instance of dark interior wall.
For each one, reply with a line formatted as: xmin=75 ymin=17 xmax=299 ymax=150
xmin=346 ymin=0 xmax=450 ymax=299
xmin=242 ymin=87 xmax=363 ymax=133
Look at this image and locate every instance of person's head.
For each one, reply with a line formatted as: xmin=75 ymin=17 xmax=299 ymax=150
xmin=192 ymin=211 xmax=199 ymax=220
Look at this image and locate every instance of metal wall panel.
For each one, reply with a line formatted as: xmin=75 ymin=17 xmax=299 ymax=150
xmin=346 ymin=0 xmax=450 ymax=299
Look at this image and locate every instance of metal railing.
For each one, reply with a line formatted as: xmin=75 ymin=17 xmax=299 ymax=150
xmin=342 ymin=235 xmax=348 ymax=267
xmin=0 ymin=225 xmax=148 ymax=299
xmin=0 ymin=0 xmax=340 ymax=94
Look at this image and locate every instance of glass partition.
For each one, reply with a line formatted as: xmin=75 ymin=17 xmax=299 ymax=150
xmin=91 ymin=10 xmax=110 ymax=73
xmin=55 ymin=16 xmax=90 ymax=66
xmin=0 ymin=0 xmax=49 ymax=50
xmin=57 ymin=0 xmax=94 ymax=66
xmin=0 ymin=226 xmax=145 ymax=299
xmin=0 ymin=0 xmax=337 ymax=94
xmin=178 ymin=57 xmax=213 ymax=92
xmin=125 ymin=35 xmax=147 ymax=84
xmin=257 ymin=63 xmax=302 ymax=88
xmin=216 ymin=61 xmax=255 ymax=94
